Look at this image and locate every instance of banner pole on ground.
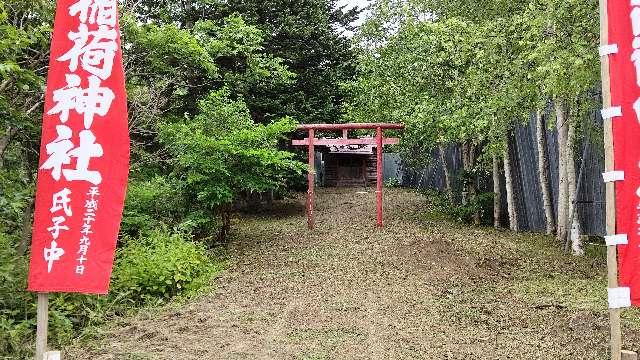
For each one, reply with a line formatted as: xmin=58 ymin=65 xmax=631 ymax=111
xmin=599 ymin=0 xmax=636 ymax=359
xmin=27 ymin=0 xmax=131 ymax=357
xmin=35 ymin=293 xmax=48 ymax=360
xmin=599 ymin=0 xmax=622 ymax=357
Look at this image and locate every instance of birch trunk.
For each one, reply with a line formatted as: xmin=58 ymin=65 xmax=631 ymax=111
xmin=555 ymin=100 xmax=570 ymax=244
xmin=439 ymin=145 xmax=453 ymax=202
xmin=566 ymin=120 xmax=584 ymax=255
xmin=504 ymin=140 xmax=519 ymax=231
xmin=493 ymin=154 xmax=502 ymax=229
xmin=535 ymin=110 xmax=556 ymax=235
xmin=468 ymin=143 xmax=480 ymax=225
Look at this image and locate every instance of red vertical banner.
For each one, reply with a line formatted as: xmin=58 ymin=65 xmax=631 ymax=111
xmin=27 ymin=0 xmax=130 ymax=294
xmin=608 ymin=0 xmax=640 ymax=306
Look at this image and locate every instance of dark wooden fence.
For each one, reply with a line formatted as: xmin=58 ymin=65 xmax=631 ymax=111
xmin=391 ymin=114 xmax=606 ymax=236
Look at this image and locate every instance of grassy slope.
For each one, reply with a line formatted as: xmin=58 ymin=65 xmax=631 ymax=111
xmin=423 ymin=217 xmax=640 ymax=357
xmin=66 ymin=188 xmax=640 ymax=359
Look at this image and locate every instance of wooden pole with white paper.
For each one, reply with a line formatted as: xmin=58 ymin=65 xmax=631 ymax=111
xmin=599 ymin=0 xmax=637 ymax=359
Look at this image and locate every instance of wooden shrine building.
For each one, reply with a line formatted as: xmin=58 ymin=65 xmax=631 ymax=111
xmin=323 ymin=142 xmax=378 ymax=187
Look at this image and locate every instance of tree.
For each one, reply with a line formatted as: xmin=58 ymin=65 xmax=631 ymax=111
xmin=160 ymin=89 xmax=305 ymax=242
xmin=348 ymin=3 xmax=532 ymax=227
xmin=117 ymin=12 xmax=304 ymax=240
xmin=125 ymin=0 xmax=361 ymax=125
xmin=1 ymin=2 xmax=311 ymax=354
xmin=349 ymin=0 xmax=600 ymax=251
xmin=535 ymin=109 xmax=555 ymax=235
xmin=523 ymin=0 xmax=598 ymax=253
xmin=225 ymin=0 xmax=361 ymax=124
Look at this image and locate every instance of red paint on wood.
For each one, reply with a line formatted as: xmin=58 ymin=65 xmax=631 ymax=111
xmin=296 ymin=123 xmax=405 ymax=131
xmin=376 ymin=127 xmax=384 ymax=228
xmin=307 ymin=129 xmax=315 ymax=229
xmin=292 ymin=138 xmax=400 ymax=146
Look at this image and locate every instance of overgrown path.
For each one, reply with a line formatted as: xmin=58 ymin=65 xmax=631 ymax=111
xmin=71 ymin=188 xmax=640 ymax=359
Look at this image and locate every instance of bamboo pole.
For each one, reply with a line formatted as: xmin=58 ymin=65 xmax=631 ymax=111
xmin=599 ymin=0 xmax=622 ymax=358
xmin=35 ymin=293 xmax=49 ymax=360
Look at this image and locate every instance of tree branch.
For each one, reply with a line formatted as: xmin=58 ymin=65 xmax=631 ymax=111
xmin=0 ymin=79 xmax=10 ymax=93
xmin=26 ymin=96 xmax=44 ymax=115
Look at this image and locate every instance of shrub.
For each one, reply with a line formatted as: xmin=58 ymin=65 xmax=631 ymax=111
xmin=120 ymin=176 xmax=186 ymax=236
xmin=0 ymin=233 xmax=33 ymax=358
xmin=385 ymin=178 xmax=401 ymax=188
xmin=0 ymin=228 xmax=223 ymax=358
xmin=423 ymin=190 xmax=494 ymax=225
xmin=111 ymin=229 xmax=221 ymax=305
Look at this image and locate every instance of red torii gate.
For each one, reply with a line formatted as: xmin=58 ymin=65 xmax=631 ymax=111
xmin=292 ymin=123 xmax=405 ymax=229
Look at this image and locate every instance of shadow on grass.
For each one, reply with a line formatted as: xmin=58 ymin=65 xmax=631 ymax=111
xmin=238 ymin=196 xmax=306 ymax=219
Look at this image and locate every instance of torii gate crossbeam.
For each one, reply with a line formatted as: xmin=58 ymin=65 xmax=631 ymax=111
xmin=292 ymin=123 xmax=405 ymax=229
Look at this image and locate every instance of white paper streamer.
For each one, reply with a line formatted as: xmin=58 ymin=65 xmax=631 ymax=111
xmin=601 ymin=106 xmax=623 ymax=119
xmin=605 ymin=234 xmax=629 ymax=246
xmin=603 ymin=171 xmax=625 ymax=183
xmin=608 ymin=287 xmax=632 ymax=309
xmin=599 ymin=44 xmax=619 ymax=56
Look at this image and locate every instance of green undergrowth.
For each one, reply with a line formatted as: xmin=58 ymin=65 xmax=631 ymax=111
xmin=0 ymin=229 xmax=226 ymax=359
xmin=421 ymin=189 xmax=495 ymax=225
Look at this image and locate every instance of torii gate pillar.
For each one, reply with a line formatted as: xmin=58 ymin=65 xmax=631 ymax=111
xmin=306 ymin=128 xmax=315 ymax=229
xmin=376 ymin=126 xmax=384 ymax=228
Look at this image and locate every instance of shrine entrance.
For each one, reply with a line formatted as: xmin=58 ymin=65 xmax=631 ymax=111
xmin=334 ymin=154 xmax=367 ymax=187
xmin=292 ymin=123 xmax=405 ymax=229
xmin=323 ymin=150 xmax=376 ymax=187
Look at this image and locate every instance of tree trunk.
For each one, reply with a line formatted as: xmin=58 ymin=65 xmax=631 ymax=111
xmin=0 ymin=79 xmax=10 ymax=93
xmin=182 ymin=0 xmax=194 ymax=28
xmin=493 ymin=154 xmax=502 ymax=229
xmin=555 ymin=100 xmax=570 ymax=244
xmin=535 ymin=110 xmax=556 ymax=235
xmin=504 ymin=139 xmax=519 ymax=232
xmin=566 ymin=120 xmax=584 ymax=255
xmin=17 ymin=198 xmax=35 ymax=256
xmin=216 ymin=210 xmax=232 ymax=244
xmin=461 ymin=142 xmax=470 ymax=205
xmin=439 ymin=145 xmax=453 ymax=202
xmin=0 ymin=126 xmax=17 ymax=169
xmin=468 ymin=143 xmax=480 ymax=225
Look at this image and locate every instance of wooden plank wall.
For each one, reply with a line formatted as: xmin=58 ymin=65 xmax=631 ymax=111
xmin=401 ymin=110 xmax=606 ymax=236
xmin=324 ymin=153 xmax=377 ymax=187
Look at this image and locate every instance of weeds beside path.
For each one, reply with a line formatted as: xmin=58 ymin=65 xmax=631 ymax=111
xmin=69 ymin=188 xmax=640 ymax=359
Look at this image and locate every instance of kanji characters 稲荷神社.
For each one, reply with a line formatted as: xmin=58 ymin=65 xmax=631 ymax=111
xmin=40 ymin=0 xmax=117 ymax=274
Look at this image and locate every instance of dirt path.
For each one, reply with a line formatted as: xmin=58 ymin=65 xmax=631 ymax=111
xmin=70 ymin=188 xmax=640 ymax=359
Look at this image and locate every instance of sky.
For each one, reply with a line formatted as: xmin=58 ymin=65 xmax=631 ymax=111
xmin=337 ymin=0 xmax=371 ymax=36
xmin=338 ymin=0 xmax=371 ymax=12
